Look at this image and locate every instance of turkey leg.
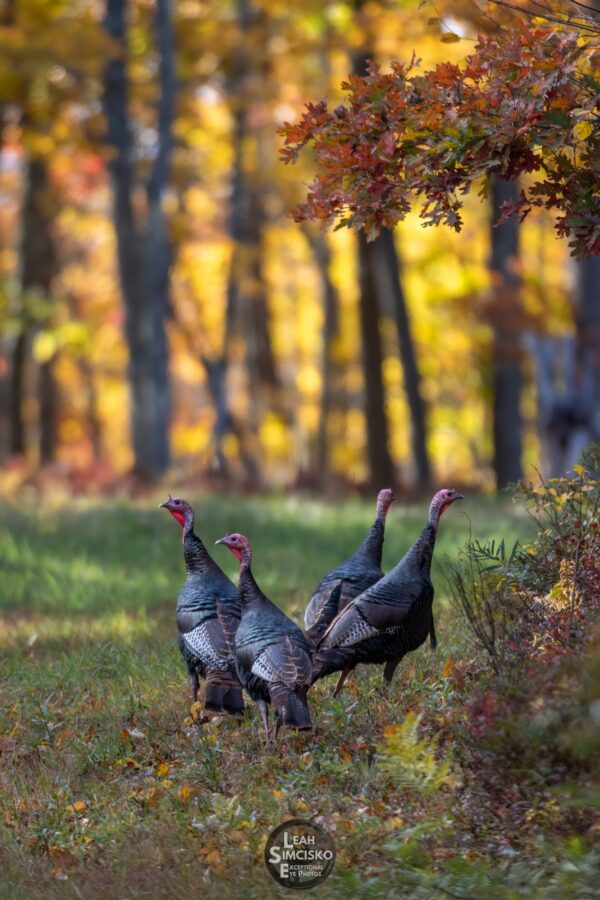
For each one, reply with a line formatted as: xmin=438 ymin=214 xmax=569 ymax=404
xmin=257 ymin=700 xmax=273 ymax=744
xmin=382 ymin=654 xmax=405 ymax=689
xmin=429 ymin=617 xmax=437 ymax=650
xmin=333 ymin=666 xmax=352 ymax=697
xmin=188 ymin=669 xmax=200 ymax=704
xmin=272 ymin=712 xmax=283 ymax=743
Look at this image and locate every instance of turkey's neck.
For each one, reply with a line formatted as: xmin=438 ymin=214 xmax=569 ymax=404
xmin=182 ymin=517 xmax=213 ymax=574
xmin=360 ymin=516 xmax=386 ymax=564
xmin=238 ymin=557 xmax=263 ymax=611
xmin=405 ymin=521 xmax=437 ymax=575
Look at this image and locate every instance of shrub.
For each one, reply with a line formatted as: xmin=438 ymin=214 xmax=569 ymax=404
xmin=447 ymin=444 xmax=600 ymax=672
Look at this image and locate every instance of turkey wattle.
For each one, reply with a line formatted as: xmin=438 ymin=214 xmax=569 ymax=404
xmin=216 ymin=532 xmax=313 ymax=743
xmin=311 ymin=489 xmax=463 ymax=695
xmin=160 ymin=496 xmax=244 ymax=718
xmin=304 ymin=488 xmax=396 ymax=631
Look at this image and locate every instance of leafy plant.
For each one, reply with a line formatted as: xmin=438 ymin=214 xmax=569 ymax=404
xmin=445 ymin=536 xmax=529 ymax=673
xmin=281 ymin=26 xmax=600 ymax=257
xmin=447 ymin=445 xmax=600 ymax=671
xmin=377 ymin=712 xmax=452 ymax=793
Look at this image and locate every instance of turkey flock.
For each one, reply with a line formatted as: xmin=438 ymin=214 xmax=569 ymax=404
xmin=160 ymin=487 xmax=463 ymax=744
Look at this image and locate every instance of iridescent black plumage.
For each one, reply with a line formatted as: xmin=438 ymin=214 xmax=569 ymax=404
xmin=312 ymin=489 xmax=462 ymax=693
xmin=216 ymin=533 xmax=313 ymax=741
xmin=160 ymin=497 xmax=244 ymax=717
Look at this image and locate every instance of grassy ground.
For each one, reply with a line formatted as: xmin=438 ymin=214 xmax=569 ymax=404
xmin=0 ymin=492 xmax=595 ymax=898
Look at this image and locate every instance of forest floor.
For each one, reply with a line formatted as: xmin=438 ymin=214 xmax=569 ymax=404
xmin=0 ymin=491 xmax=598 ymax=898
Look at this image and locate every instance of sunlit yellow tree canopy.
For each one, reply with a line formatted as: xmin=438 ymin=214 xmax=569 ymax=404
xmin=0 ymin=0 xmax=598 ymax=494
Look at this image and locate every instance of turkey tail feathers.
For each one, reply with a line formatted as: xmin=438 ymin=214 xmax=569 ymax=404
xmin=310 ymin=646 xmax=354 ymax=685
xmin=204 ymin=667 xmax=246 ymax=716
xmin=305 ymin=580 xmax=344 ymax=647
xmin=222 ymin=685 xmax=245 ymax=716
xmin=271 ymin=686 xmax=313 ymax=730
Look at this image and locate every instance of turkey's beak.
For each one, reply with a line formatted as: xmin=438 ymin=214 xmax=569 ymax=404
xmin=215 ymin=535 xmax=228 ymax=546
xmin=159 ymin=494 xmax=173 ymax=509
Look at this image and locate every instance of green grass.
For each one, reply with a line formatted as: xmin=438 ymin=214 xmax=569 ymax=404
xmin=2 ymin=492 xmax=595 ymax=899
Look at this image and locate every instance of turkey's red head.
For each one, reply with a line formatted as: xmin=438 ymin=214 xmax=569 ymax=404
xmin=215 ymin=532 xmax=252 ymax=566
xmin=159 ymin=495 xmax=193 ymax=531
xmin=376 ymin=487 xmax=396 ymax=519
xmin=428 ymin=488 xmax=463 ymax=527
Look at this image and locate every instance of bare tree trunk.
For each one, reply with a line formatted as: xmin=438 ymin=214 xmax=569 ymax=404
xmin=350 ymin=33 xmax=429 ymax=489
xmin=490 ymin=177 xmax=523 ymax=489
xmin=14 ymin=156 xmax=58 ymax=462
xmin=527 ymin=256 xmax=600 ymax=476
xmin=371 ymin=229 xmax=431 ymax=488
xmin=207 ymin=0 xmax=278 ymax=480
xmin=0 ymin=79 xmax=11 ymax=459
xmin=9 ymin=332 xmax=27 ymax=456
xmin=38 ymin=360 xmax=57 ymax=464
xmin=239 ymin=185 xmax=278 ymax=395
xmin=303 ymin=228 xmax=340 ymax=480
xmin=350 ymin=44 xmax=395 ymax=490
xmin=358 ymin=233 xmax=395 ymax=488
xmin=78 ymin=357 xmax=103 ymax=462
xmin=576 ymin=255 xmax=600 ymax=435
xmin=103 ymin=0 xmax=172 ymax=481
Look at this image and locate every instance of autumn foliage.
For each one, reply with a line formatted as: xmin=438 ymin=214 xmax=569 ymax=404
xmin=281 ymin=26 xmax=600 ymax=258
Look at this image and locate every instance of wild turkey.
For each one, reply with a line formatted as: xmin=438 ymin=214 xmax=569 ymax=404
xmin=304 ymin=581 xmax=344 ymax=648
xmin=311 ymin=489 xmax=463 ymax=695
xmin=160 ymin=496 xmax=244 ymax=718
xmin=216 ymin=533 xmax=313 ymax=742
xmin=304 ymin=488 xmax=396 ymax=631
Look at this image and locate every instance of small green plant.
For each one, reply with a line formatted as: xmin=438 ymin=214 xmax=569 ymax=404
xmin=377 ymin=712 xmax=452 ymax=793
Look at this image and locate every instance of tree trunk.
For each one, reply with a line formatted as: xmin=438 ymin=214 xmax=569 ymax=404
xmin=9 ymin=332 xmax=27 ymax=456
xmin=371 ymin=228 xmax=431 ymax=488
xmin=350 ymin=44 xmax=395 ymax=490
xmin=489 ymin=177 xmax=523 ymax=489
xmin=303 ymin=228 xmax=341 ymax=480
xmin=229 ymin=0 xmax=278 ymax=401
xmin=239 ymin=184 xmax=278 ymax=395
xmin=78 ymin=357 xmax=103 ymax=462
xmin=209 ymin=0 xmax=278 ymax=479
xmin=103 ymin=0 xmax=172 ymax=481
xmin=350 ymin=33 xmax=429 ymax=489
xmin=14 ymin=156 xmax=58 ymax=462
xmin=358 ymin=233 xmax=395 ymax=488
xmin=576 ymin=255 xmax=600 ymax=437
xmin=527 ymin=256 xmax=600 ymax=476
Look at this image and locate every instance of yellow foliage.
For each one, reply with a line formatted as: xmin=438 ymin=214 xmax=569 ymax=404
xmin=260 ymin=413 xmax=288 ymax=458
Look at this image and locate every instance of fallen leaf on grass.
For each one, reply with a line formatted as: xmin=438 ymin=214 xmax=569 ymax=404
xmin=66 ymin=801 xmax=87 ymax=814
xmin=178 ymin=785 xmax=193 ymax=802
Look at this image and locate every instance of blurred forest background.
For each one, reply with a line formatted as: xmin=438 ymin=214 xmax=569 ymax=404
xmin=0 ymin=0 xmax=598 ymax=496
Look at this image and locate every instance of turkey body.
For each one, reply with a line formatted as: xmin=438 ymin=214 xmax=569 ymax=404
xmin=215 ymin=531 xmax=314 ymax=741
xmin=311 ymin=538 xmax=435 ymax=685
xmin=312 ymin=489 xmax=462 ymax=693
xmin=168 ymin=507 xmax=244 ymax=717
xmin=235 ymin=564 xmax=313 ymax=737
